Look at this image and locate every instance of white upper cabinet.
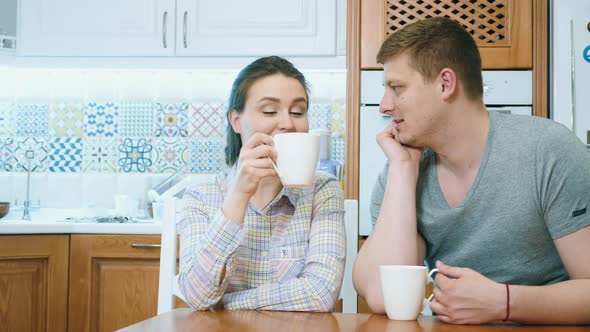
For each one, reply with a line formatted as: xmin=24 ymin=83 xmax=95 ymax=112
xmin=18 ymin=0 xmax=175 ymax=56
xmin=176 ymin=0 xmax=336 ymax=56
xmin=17 ymin=0 xmax=339 ymax=58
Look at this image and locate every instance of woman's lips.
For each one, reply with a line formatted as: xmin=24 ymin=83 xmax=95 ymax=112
xmin=393 ymin=119 xmax=404 ymax=128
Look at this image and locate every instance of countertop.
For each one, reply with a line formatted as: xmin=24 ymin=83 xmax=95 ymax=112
xmin=0 ymin=208 xmax=162 ymax=234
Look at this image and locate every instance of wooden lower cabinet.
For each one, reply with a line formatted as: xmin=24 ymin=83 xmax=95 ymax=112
xmin=69 ymin=234 xmax=163 ymax=332
xmin=0 ymin=235 xmax=69 ymax=332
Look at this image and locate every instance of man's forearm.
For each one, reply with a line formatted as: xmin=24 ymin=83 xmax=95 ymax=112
xmin=510 ymin=279 xmax=590 ymax=324
xmin=353 ymin=163 xmax=420 ymax=311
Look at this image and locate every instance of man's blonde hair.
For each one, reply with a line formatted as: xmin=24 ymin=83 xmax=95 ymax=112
xmin=377 ymin=17 xmax=483 ymax=101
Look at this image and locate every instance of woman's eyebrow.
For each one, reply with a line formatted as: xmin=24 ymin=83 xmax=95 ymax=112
xmin=257 ymin=97 xmax=281 ymax=103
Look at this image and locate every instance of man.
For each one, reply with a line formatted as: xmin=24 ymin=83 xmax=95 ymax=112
xmin=353 ymin=17 xmax=590 ymax=324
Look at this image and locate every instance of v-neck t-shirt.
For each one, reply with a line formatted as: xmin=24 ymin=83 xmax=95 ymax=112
xmin=370 ymin=112 xmax=590 ymax=285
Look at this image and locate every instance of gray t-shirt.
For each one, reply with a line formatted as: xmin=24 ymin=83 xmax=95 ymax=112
xmin=370 ymin=112 xmax=590 ymax=285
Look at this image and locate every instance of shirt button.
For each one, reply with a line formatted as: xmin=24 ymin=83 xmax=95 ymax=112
xmin=261 ymin=251 xmax=268 ymax=257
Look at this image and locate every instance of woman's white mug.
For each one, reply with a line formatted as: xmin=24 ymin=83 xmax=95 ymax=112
xmin=273 ymin=133 xmax=320 ymax=187
xmin=379 ymin=265 xmax=439 ymax=320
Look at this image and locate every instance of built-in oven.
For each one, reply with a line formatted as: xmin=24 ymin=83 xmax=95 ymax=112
xmin=358 ymin=70 xmax=533 ymax=236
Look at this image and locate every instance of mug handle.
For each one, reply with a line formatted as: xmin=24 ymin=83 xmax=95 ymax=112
xmin=422 ymin=268 xmax=439 ymax=311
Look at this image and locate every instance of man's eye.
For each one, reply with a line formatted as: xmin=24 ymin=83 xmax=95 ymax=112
xmin=290 ymin=112 xmax=305 ymax=117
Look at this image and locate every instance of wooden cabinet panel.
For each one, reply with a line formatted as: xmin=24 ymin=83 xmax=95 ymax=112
xmin=0 ymin=235 xmax=69 ymax=332
xmin=69 ymin=234 xmax=163 ymax=332
xmin=360 ymin=0 xmax=532 ymax=69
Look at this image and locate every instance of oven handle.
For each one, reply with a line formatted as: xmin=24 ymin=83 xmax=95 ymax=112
xmin=570 ymin=19 xmax=576 ymax=132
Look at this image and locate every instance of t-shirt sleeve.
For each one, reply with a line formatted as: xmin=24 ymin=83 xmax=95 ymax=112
xmin=370 ymin=161 xmax=389 ymax=229
xmin=536 ymin=122 xmax=590 ymax=239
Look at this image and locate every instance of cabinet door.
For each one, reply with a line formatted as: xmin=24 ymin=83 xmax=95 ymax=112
xmin=176 ymin=0 xmax=337 ymax=56
xmin=361 ymin=0 xmax=532 ymax=69
xmin=18 ymin=0 xmax=175 ymax=56
xmin=0 ymin=235 xmax=69 ymax=332
xmin=69 ymin=234 xmax=163 ymax=332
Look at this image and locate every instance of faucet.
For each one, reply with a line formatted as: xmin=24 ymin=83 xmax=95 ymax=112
xmin=22 ymin=150 xmax=35 ymax=221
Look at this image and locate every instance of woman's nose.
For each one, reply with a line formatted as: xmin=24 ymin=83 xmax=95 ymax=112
xmin=278 ymin=112 xmax=296 ymax=131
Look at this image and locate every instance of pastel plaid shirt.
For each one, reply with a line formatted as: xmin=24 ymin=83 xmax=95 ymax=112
xmin=177 ymin=170 xmax=346 ymax=312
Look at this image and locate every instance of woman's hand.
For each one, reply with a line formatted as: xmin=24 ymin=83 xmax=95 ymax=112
xmin=376 ymin=122 xmax=423 ymax=165
xmin=230 ymin=132 xmax=278 ymax=198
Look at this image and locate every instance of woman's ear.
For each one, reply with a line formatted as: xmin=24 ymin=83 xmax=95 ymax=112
xmin=228 ymin=109 xmax=241 ymax=134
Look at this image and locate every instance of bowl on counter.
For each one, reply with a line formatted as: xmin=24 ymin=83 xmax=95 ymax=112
xmin=0 ymin=202 xmax=9 ymax=219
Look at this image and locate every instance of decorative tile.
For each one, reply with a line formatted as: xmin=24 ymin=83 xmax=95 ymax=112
xmin=84 ymin=101 xmax=119 ymax=137
xmin=330 ymin=101 xmax=346 ymax=139
xmin=82 ymin=138 xmax=118 ymax=172
xmin=154 ymin=102 xmax=189 ymax=138
xmin=308 ymin=103 xmax=332 ymax=131
xmin=153 ymin=138 xmax=189 ymax=173
xmin=118 ymin=138 xmax=153 ymax=173
xmin=16 ymin=103 xmax=49 ymax=137
xmin=48 ymin=138 xmax=82 ymax=172
xmin=190 ymin=139 xmax=225 ymax=174
xmin=0 ymin=137 xmax=14 ymax=172
xmin=119 ymin=101 xmax=154 ymax=137
xmin=49 ymin=101 xmax=84 ymax=137
xmin=14 ymin=137 xmax=48 ymax=172
xmin=332 ymin=136 xmax=346 ymax=163
xmin=0 ymin=100 xmax=15 ymax=136
xmin=189 ymin=102 xmax=226 ymax=139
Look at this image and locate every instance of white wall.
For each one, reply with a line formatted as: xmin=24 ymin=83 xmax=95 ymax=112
xmin=0 ymin=0 xmax=17 ymax=36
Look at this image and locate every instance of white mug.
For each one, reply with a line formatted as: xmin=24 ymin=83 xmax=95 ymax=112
xmin=273 ymin=133 xmax=320 ymax=187
xmin=380 ymin=265 xmax=439 ymax=320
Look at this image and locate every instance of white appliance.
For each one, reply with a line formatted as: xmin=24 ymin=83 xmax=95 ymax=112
xmin=550 ymin=0 xmax=590 ymax=144
xmin=359 ymin=70 xmax=533 ymax=236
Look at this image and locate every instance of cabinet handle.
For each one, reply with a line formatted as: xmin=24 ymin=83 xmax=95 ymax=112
xmin=131 ymin=243 xmax=161 ymax=249
xmin=162 ymin=11 xmax=168 ymax=48
xmin=183 ymin=11 xmax=188 ymax=48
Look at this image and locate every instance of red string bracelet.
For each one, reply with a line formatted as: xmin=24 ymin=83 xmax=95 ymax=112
xmin=503 ymin=283 xmax=510 ymax=322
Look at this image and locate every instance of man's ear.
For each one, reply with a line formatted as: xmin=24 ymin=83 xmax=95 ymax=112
xmin=439 ymin=68 xmax=457 ymax=100
xmin=228 ymin=109 xmax=241 ymax=134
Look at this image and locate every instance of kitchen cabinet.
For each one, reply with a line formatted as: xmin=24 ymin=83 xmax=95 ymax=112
xmin=18 ymin=0 xmax=341 ymax=57
xmin=360 ymin=0 xmax=533 ymax=69
xmin=18 ymin=0 xmax=176 ymax=56
xmin=68 ymin=234 xmax=186 ymax=332
xmin=0 ymin=235 xmax=69 ymax=332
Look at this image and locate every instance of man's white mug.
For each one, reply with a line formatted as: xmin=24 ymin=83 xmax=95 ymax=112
xmin=273 ymin=133 xmax=320 ymax=187
xmin=380 ymin=265 xmax=439 ymax=320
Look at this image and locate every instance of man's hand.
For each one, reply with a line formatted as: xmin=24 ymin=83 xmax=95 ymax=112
xmin=430 ymin=261 xmax=506 ymax=324
xmin=376 ymin=122 xmax=423 ymax=164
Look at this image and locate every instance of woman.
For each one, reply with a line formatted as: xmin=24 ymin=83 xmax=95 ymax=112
xmin=177 ymin=56 xmax=346 ymax=311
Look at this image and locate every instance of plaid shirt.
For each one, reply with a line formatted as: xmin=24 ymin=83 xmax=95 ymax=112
xmin=177 ymin=170 xmax=346 ymax=312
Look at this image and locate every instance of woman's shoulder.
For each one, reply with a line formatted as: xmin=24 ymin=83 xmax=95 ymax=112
xmin=311 ymin=171 xmax=343 ymax=198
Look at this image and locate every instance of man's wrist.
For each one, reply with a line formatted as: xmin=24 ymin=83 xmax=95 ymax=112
xmin=388 ymin=162 xmax=419 ymax=183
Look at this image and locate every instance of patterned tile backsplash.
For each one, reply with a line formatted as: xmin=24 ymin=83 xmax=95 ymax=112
xmin=0 ymin=100 xmax=346 ymax=175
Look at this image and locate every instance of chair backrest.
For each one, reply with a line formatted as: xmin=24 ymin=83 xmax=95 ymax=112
xmin=340 ymin=199 xmax=359 ymax=313
xmin=157 ymin=174 xmax=213 ymax=314
xmin=157 ymin=196 xmax=184 ymax=314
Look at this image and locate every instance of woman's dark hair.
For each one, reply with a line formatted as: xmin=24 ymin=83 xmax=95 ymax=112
xmin=225 ymin=56 xmax=310 ymax=167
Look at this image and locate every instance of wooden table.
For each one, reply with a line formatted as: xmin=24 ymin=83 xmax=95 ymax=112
xmin=118 ymin=309 xmax=590 ymax=332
